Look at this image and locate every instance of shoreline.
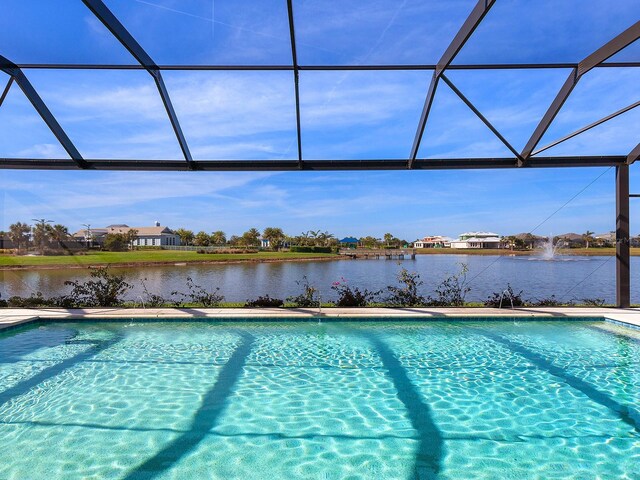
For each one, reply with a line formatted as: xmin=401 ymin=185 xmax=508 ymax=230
xmin=0 ymin=255 xmax=343 ymax=271
xmin=1 ymin=247 xmax=634 ymax=271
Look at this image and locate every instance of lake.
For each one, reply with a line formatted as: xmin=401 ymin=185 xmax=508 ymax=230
xmin=1 ymin=254 xmax=635 ymax=304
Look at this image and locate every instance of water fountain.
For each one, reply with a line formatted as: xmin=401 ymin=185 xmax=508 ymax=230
xmin=539 ymin=236 xmax=563 ymax=260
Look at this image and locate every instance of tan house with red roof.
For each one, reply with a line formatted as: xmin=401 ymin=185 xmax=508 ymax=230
xmin=74 ymin=222 xmax=180 ymax=247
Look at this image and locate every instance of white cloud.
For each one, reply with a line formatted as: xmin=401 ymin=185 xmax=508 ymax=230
xmin=16 ymin=143 xmax=68 ymax=158
xmin=3 ymin=171 xmax=276 ymax=212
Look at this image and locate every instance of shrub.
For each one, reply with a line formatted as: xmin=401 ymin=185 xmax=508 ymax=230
xmin=385 ymin=268 xmax=426 ymax=307
xmin=139 ymin=278 xmax=166 ymax=307
xmin=286 ymin=276 xmax=318 ymax=308
xmin=244 ymin=295 xmax=284 ymax=308
xmin=289 ymin=246 xmax=333 ymax=253
xmin=64 ymin=267 xmax=132 ymax=307
xmin=103 ymin=233 xmax=130 ymax=252
xmin=428 ymin=263 xmax=471 ymax=307
xmin=331 ymin=278 xmax=380 ymax=307
xmin=484 ymin=284 xmax=525 ymax=308
xmin=171 ymin=276 xmax=224 ymax=307
xmin=6 ymin=292 xmax=51 ymax=308
xmin=197 ymin=248 xmax=258 ymax=254
xmin=528 ymin=295 xmax=564 ymax=307
xmin=580 ymin=297 xmax=606 ymax=307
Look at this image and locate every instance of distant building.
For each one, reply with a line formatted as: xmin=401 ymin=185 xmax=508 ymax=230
xmin=555 ymin=233 xmax=583 ymax=248
xmin=259 ymin=238 xmax=290 ymax=249
xmin=73 ymin=222 xmax=180 ymax=247
xmin=594 ymin=232 xmax=615 ymax=247
xmin=413 ymin=235 xmax=452 ymax=248
xmin=0 ymin=234 xmax=14 ymax=249
xmin=72 ymin=228 xmax=109 ymax=246
xmin=450 ymin=231 xmax=501 ymax=249
xmin=339 ymin=237 xmax=359 ymax=248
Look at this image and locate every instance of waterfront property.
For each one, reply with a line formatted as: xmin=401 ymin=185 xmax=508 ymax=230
xmin=450 ymin=232 xmax=502 ymax=249
xmin=413 ymin=235 xmax=452 ymax=248
xmin=73 ymin=222 xmax=181 ymax=248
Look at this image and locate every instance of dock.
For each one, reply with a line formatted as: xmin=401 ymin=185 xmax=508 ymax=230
xmin=338 ymin=248 xmax=416 ymax=260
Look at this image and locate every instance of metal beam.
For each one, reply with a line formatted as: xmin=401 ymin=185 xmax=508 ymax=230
xmin=578 ymin=21 xmax=640 ymax=77
xmin=11 ymin=62 xmax=640 ymax=71
xmin=410 ymin=0 xmax=496 ymax=165
xmin=520 ymin=69 xmax=578 ymax=163
xmin=0 ymin=76 xmax=14 ymax=107
xmin=627 ymin=143 xmax=640 ymax=165
xmin=286 ymin=0 xmax=303 ymax=167
xmin=0 ymin=156 xmax=625 ymax=172
xmin=0 ymin=55 xmax=86 ymax=168
xmin=408 ymin=72 xmax=438 ymax=168
xmin=81 ymin=0 xmax=194 ymax=167
xmin=440 ymin=74 xmax=522 ymax=160
xmin=154 ymin=73 xmax=193 ymax=166
xmin=81 ymin=0 xmax=155 ymax=68
xmin=616 ymin=164 xmax=630 ymax=308
xmin=436 ymin=0 xmax=496 ymax=75
xmin=534 ymin=100 xmax=640 ymax=156
xmin=521 ymin=21 xmax=640 ymax=164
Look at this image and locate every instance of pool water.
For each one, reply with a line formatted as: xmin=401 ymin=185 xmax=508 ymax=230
xmin=0 ymin=319 xmax=639 ymax=479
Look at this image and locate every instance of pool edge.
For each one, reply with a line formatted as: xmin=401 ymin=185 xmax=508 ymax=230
xmin=2 ymin=307 xmax=640 ymax=332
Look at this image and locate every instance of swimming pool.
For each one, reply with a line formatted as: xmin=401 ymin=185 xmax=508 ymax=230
xmin=0 ymin=319 xmax=638 ymax=479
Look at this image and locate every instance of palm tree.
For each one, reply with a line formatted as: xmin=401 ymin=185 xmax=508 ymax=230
xmin=32 ymin=218 xmax=53 ymax=254
xmin=210 ymin=231 xmax=226 ymax=245
xmin=193 ymin=231 xmax=210 ymax=247
xmin=242 ymin=228 xmax=261 ymax=247
xmin=9 ymin=222 xmax=31 ymax=252
xmin=174 ymin=228 xmax=194 ymax=246
xmin=317 ymin=231 xmax=334 ymax=247
xmin=49 ymin=224 xmax=70 ymax=249
xmin=299 ymin=231 xmax=312 ymax=246
xmin=583 ymin=230 xmax=595 ymax=249
xmin=262 ymin=227 xmax=285 ymax=250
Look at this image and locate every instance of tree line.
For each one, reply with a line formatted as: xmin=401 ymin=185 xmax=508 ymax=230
xmin=173 ymin=227 xmax=409 ymax=249
xmin=2 ymin=221 xmax=74 ymax=253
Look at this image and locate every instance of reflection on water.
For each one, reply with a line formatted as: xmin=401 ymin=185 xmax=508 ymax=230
xmin=0 ymin=254 xmax=635 ymax=303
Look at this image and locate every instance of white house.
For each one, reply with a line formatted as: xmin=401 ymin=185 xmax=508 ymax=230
xmin=413 ymin=235 xmax=452 ymax=248
xmin=450 ymin=231 xmax=501 ymax=249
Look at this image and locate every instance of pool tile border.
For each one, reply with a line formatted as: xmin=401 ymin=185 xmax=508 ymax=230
xmin=604 ymin=317 xmax=640 ymax=331
xmin=2 ymin=307 xmax=640 ymax=332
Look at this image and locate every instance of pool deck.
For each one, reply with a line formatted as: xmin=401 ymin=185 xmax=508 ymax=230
xmin=1 ymin=307 xmax=640 ymax=331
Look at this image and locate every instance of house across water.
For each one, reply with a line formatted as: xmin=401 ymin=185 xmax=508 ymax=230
xmin=413 ymin=235 xmax=452 ymax=248
xmin=73 ymin=222 xmax=180 ymax=247
xmin=450 ymin=231 xmax=501 ymax=249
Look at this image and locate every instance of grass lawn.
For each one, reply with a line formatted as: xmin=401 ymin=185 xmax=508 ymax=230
xmin=0 ymin=250 xmax=338 ymax=268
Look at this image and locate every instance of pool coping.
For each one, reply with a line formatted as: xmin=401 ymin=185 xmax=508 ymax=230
xmin=2 ymin=307 xmax=640 ymax=331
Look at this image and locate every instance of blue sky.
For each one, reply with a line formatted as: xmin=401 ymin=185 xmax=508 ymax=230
xmin=0 ymin=0 xmax=639 ymax=239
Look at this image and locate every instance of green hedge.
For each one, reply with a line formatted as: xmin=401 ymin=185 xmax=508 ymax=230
xmin=289 ymin=246 xmax=333 ymax=253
